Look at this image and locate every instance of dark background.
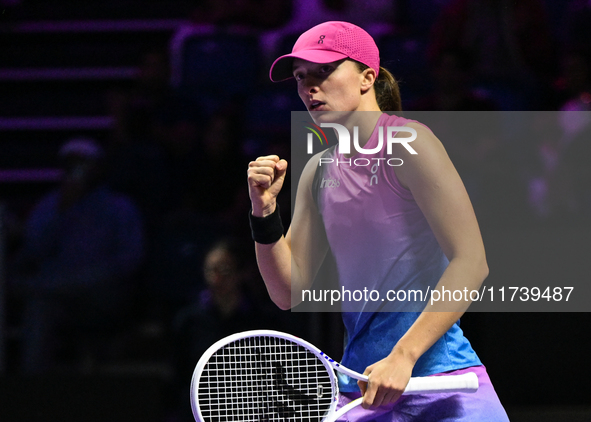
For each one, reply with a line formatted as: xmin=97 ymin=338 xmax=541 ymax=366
xmin=1 ymin=0 xmax=590 ymax=421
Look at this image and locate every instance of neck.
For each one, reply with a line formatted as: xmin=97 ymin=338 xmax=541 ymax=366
xmin=349 ymin=110 xmax=382 ymax=149
xmin=350 ymin=92 xmax=382 ymax=147
xmin=332 ymin=110 xmax=382 ymax=158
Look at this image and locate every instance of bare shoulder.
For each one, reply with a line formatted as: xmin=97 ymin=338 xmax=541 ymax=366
xmin=393 ymin=121 xmax=455 ymax=190
xmin=404 ymin=121 xmax=448 ymax=155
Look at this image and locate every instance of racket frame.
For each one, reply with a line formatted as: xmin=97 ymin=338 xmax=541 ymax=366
xmin=190 ymin=329 xmax=342 ymax=422
xmin=190 ymin=329 xmax=479 ymax=422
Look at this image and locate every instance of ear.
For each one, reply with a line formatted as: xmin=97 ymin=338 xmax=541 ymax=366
xmin=360 ymin=67 xmax=377 ymax=93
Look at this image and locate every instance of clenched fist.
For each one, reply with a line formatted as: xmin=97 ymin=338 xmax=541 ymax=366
xmin=247 ymin=155 xmax=288 ymax=217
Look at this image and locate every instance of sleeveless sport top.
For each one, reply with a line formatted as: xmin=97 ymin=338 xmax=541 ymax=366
xmin=311 ymin=113 xmax=481 ymax=392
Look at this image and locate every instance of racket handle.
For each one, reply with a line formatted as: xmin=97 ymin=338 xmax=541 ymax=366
xmin=403 ymin=372 xmax=479 ymax=395
xmin=325 ymin=373 xmax=478 ymax=422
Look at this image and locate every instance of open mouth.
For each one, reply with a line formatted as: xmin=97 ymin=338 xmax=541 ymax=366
xmin=310 ymin=101 xmax=325 ymax=110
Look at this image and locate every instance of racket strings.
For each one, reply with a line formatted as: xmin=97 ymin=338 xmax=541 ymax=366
xmin=197 ymin=336 xmax=334 ymax=422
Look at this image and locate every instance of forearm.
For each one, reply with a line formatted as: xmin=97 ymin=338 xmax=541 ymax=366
xmin=356 ymin=258 xmax=483 ymax=408
xmin=254 ymin=238 xmax=293 ymax=310
xmin=248 ymin=154 xmax=326 ymax=310
xmin=393 ymin=256 xmax=488 ymax=364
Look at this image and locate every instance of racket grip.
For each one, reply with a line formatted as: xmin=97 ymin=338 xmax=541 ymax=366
xmin=325 ymin=373 xmax=478 ymax=422
xmin=403 ymin=372 xmax=479 ymax=395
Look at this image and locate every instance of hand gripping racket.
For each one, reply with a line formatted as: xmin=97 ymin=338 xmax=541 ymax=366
xmin=190 ymin=330 xmax=478 ymax=422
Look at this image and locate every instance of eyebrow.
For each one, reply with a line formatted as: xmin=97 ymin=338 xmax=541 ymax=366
xmin=292 ymin=62 xmax=324 ymax=73
xmin=292 ymin=62 xmax=306 ymax=73
xmin=298 ymin=59 xmax=348 ymax=69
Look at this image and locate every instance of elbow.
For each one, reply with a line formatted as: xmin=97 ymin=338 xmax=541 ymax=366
xmin=276 ymin=301 xmax=292 ymax=311
xmin=451 ymin=252 xmax=489 ymax=285
xmin=273 ymin=297 xmax=294 ymax=311
xmin=481 ymin=261 xmax=489 ymax=282
xmin=269 ymin=292 xmax=295 ymax=311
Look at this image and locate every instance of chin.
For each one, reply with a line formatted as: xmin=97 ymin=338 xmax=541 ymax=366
xmin=308 ymin=110 xmax=353 ymax=125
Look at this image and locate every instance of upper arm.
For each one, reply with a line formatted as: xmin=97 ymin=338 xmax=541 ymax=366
xmin=393 ymin=123 xmax=487 ymax=266
xmin=286 ymin=151 xmax=330 ymax=298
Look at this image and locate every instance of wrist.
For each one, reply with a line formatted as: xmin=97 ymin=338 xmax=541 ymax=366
xmin=389 ymin=342 xmax=420 ymax=366
xmin=251 ymin=202 xmax=277 ymax=218
xmin=249 ymin=203 xmax=284 ymax=244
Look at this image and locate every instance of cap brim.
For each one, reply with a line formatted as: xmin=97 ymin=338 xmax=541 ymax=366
xmin=269 ymin=50 xmax=349 ymax=82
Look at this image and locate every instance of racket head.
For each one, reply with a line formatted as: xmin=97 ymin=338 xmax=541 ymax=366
xmin=190 ymin=330 xmax=339 ymax=422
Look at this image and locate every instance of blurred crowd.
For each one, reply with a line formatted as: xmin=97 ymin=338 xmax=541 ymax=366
xmin=2 ymin=0 xmax=591 ymax=421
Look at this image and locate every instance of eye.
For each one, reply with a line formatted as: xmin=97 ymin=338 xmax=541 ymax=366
xmin=318 ymin=65 xmax=333 ymax=74
xmin=293 ymin=72 xmax=304 ymax=81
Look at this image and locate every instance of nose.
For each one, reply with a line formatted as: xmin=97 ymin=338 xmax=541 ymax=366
xmin=299 ymin=77 xmax=320 ymax=96
xmin=307 ymin=85 xmax=319 ymax=95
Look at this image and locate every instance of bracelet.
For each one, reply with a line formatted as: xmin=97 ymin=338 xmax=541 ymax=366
xmin=249 ymin=204 xmax=284 ymax=244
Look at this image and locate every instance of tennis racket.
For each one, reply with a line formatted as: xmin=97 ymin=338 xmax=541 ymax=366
xmin=190 ymin=330 xmax=478 ymax=422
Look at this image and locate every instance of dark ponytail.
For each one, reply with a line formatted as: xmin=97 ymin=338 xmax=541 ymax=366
xmin=374 ymin=66 xmax=402 ymax=112
xmin=355 ymin=62 xmax=402 ymax=112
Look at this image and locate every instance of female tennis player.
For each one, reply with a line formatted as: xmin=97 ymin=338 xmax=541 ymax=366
xmin=247 ymin=21 xmax=509 ymax=421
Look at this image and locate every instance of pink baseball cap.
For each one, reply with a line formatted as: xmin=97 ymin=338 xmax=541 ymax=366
xmin=269 ymin=21 xmax=380 ymax=82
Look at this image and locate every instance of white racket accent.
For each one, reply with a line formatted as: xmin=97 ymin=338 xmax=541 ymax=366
xmin=190 ymin=330 xmax=479 ymax=422
xmin=326 ymin=372 xmax=479 ymax=422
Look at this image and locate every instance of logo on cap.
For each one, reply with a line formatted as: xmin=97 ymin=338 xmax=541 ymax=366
xmin=318 ymin=35 xmax=325 ymax=44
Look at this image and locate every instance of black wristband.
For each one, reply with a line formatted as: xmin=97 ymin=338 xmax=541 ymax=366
xmin=249 ymin=204 xmax=284 ymax=244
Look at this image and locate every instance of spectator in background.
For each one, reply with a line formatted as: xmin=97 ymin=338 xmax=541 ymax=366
xmin=173 ymin=238 xmax=270 ymax=355
xmin=14 ymin=138 xmax=144 ymax=374
xmin=169 ymin=237 xmax=286 ymax=421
